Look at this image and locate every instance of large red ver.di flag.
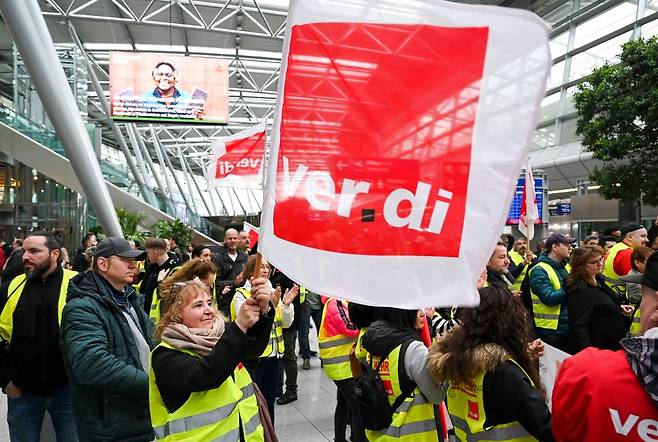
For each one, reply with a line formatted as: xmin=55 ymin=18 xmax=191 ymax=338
xmin=260 ymin=0 xmax=551 ymax=308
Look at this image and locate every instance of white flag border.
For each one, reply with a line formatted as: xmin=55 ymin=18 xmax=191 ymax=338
xmin=260 ymin=0 xmax=550 ymax=308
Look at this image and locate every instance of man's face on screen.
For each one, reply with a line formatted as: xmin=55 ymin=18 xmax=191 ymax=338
xmin=153 ymin=64 xmax=176 ymax=92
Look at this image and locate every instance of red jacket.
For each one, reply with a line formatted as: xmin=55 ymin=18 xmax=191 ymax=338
xmin=552 ymin=347 xmax=658 ymax=441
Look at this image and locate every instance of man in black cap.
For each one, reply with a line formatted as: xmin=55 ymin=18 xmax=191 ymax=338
xmin=603 ymin=223 xmax=648 ymax=292
xmin=59 ymin=237 xmax=154 ymax=442
xmin=528 ymin=233 xmax=575 ymax=353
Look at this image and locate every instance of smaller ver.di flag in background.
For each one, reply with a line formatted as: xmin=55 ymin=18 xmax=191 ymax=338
xmin=243 ymin=221 xmax=260 ymax=248
xmin=260 ymin=0 xmax=551 ymax=308
xmin=206 ymin=121 xmax=266 ymax=189
xmin=519 ymin=158 xmax=539 ymax=241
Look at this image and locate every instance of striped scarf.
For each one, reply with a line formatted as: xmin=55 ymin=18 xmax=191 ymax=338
xmin=620 ymin=327 xmax=658 ymax=407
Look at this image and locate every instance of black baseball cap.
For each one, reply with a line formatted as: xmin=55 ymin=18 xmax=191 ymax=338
xmin=620 ymin=252 xmax=658 ymax=291
xmin=544 ymin=233 xmax=576 ymax=250
xmin=621 ymin=223 xmax=645 ymax=238
xmin=94 ymin=237 xmax=146 ymax=260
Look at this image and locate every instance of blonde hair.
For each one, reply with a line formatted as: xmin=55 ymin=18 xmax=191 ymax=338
xmin=155 ymin=279 xmax=210 ymax=339
xmin=159 ymin=258 xmax=216 ymax=296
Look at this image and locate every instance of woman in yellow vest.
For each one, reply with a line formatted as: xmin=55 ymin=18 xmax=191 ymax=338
xmin=152 ymin=258 xmax=217 ymax=323
xmin=230 ymin=255 xmax=296 ymax=422
xmin=361 ymin=307 xmax=447 ymax=441
xmin=149 ymin=277 xmax=275 ymax=441
xmin=428 ymin=286 xmax=553 ymax=441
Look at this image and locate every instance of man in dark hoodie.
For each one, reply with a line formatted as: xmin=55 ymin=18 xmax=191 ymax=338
xmin=60 ymin=237 xmax=154 ymax=442
xmin=552 ymin=252 xmax=658 ymax=441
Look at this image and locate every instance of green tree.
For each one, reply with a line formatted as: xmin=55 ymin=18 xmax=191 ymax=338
xmin=573 ymin=37 xmax=658 ymax=208
xmin=91 ymin=208 xmax=146 ymax=243
xmin=152 ymin=218 xmax=193 ymax=249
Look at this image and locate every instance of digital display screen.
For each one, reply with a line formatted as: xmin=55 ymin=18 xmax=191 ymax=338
xmin=109 ymin=52 xmax=229 ymax=124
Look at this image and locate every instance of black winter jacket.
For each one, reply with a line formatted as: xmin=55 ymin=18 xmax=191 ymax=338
xmin=60 ymin=271 xmax=155 ymax=442
xmin=566 ymin=275 xmax=630 ymax=353
xmin=212 ymin=247 xmax=248 ymax=316
xmin=0 ymin=267 xmax=69 ymax=394
xmin=140 ymin=255 xmax=179 ymax=314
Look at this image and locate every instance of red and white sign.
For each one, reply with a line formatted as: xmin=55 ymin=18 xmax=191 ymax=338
xmin=206 ymin=122 xmax=266 ymax=189
xmin=260 ymin=0 xmax=550 ymax=308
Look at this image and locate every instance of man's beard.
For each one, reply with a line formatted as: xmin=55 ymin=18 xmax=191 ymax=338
xmin=26 ymin=259 xmax=52 ymax=280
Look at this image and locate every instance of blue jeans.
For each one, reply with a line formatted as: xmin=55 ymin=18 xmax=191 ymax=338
xmin=7 ymin=387 xmax=78 ymax=442
xmin=298 ymin=304 xmax=323 ymax=359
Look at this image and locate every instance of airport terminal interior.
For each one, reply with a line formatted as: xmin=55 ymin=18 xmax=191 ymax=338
xmin=0 ymin=0 xmax=657 ymax=440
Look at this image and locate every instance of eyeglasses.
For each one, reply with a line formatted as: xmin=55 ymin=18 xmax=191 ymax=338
xmin=587 ymin=258 xmax=604 ymax=265
xmin=154 ymin=71 xmax=175 ymax=78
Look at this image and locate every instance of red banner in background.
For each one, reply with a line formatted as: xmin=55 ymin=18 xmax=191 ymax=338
xmin=206 ymin=122 xmax=266 ymax=189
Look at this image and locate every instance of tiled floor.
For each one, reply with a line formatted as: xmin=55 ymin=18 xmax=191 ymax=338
xmin=0 ymin=329 xmax=338 ymax=441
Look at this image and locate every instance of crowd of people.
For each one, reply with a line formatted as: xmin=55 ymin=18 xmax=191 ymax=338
xmin=0 ymin=216 xmax=657 ymax=441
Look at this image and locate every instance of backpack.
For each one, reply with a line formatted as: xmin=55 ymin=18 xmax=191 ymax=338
xmin=350 ymin=345 xmax=414 ymax=431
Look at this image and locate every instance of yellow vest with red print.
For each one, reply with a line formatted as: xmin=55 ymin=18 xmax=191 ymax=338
xmin=149 ymin=341 xmax=263 ymax=442
xmin=0 ymin=269 xmax=77 ymax=344
xmin=447 ymin=358 xmax=537 ymax=442
xmin=230 ymin=287 xmax=284 ymax=358
xmin=365 ymin=343 xmax=439 ymax=442
xmin=319 ymin=299 xmax=357 ymax=381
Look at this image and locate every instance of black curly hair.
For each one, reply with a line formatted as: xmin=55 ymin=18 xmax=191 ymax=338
xmin=436 ymin=285 xmax=545 ymax=399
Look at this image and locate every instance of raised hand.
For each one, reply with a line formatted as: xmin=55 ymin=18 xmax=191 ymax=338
xmin=236 ymin=299 xmax=261 ymax=332
xmin=283 ymin=285 xmax=299 ymax=306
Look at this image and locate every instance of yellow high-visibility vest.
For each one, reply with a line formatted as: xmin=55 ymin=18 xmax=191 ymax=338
xmin=0 ymin=269 xmax=77 ymax=344
xmin=529 ymin=262 xmax=562 ymax=330
xmin=448 ymin=358 xmax=538 ymax=442
xmin=149 ymin=341 xmax=263 ymax=441
xmin=299 ymin=286 xmax=307 ymax=304
xmin=630 ymin=307 xmax=642 ymax=336
xmin=230 ymin=287 xmax=284 ymax=357
xmin=365 ymin=344 xmax=439 ymax=442
xmin=509 ymin=250 xmax=527 ymax=291
xmin=319 ymin=299 xmax=357 ymax=381
xmin=603 ymin=242 xmax=631 ymax=292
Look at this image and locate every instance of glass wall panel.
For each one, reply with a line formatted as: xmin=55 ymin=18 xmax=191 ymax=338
xmin=641 ymin=17 xmax=658 ymax=38
xmin=568 ymin=31 xmax=632 ymax=81
xmin=540 ymin=92 xmax=561 ymax=122
xmin=573 ymin=2 xmax=637 ymax=48
xmin=550 ymin=60 xmax=566 ymax=88
xmin=532 ymin=125 xmax=557 ymax=150
xmin=550 ymin=32 xmax=570 ymax=59
xmin=644 ymin=0 xmax=658 ymax=17
xmin=565 ymin=86 xmax=579 ymax=114
xmin=559 ymin=117 xmax=580 ymax=144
